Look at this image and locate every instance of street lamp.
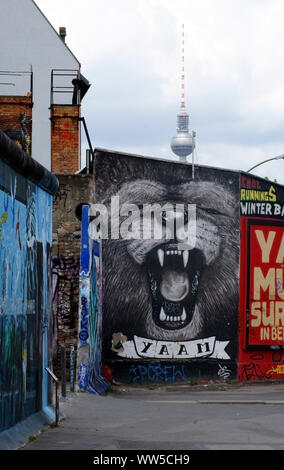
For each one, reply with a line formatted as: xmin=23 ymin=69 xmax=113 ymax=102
xmin=247 ymin=155 xmax=284 ymax=173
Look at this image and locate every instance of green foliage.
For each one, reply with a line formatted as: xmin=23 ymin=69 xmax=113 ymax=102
xmin=103 ymin=386 xmax=120 ymax=395
xmin=190 ymin=379 xmax=198 ymax=386
xmin=148 ymin=384 xmax=158 ymax=390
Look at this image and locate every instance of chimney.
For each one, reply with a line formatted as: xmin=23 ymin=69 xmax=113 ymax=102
xmin=50 ymin=105 xmax=80 ymax=174
xmin=59 ymin=27 xmax=66 ymax=43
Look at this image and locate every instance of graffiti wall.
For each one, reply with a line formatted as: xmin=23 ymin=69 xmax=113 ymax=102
xmin=238 ymin=173 xmax=284 ymax=381
xmin=0 ymin=147 xmax=55 ymax=432
xmin=52 ymin=174 xmax=94 ymax=378
xmin=91 ymin=151 xmax=240 ymax=384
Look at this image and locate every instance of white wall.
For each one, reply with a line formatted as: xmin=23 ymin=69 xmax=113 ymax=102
xmin=0 ymin=0 xmax=80 ymax=170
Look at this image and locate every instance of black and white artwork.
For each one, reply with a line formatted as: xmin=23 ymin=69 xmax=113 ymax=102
xmin=93 ymin=151 xmax=240 ymax=367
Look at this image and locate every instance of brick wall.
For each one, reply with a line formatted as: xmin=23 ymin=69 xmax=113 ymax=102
xmin=0 ymin=95 xmax=32 ymax=155
xmin=51 ymin=105 xmax=80 ymax=174
xmin=52 ymin=173 xmax=94 ymax=378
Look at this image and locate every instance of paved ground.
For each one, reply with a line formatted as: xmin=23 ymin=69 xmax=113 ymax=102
xmin=20 ymin=381 xmax=284 ymax=451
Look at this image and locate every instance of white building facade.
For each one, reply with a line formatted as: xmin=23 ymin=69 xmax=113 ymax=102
xmin=0 ymin=0 xmax=84 ymax=170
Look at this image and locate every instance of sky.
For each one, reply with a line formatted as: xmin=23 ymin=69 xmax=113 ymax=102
xmin=35 ymin=0 xmax=284 ymax=183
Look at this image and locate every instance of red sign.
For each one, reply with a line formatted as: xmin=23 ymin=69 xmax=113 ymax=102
xmin=248 ymin=223 xmax=284 ymax=346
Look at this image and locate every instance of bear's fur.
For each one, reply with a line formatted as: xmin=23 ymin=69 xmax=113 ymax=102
xmin=93 ymin=151 xmax=240 ymax=360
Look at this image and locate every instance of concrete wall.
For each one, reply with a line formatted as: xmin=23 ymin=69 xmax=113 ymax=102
xmin=0 ymin=0 xmax=80 ymax=170
xmin=0 ymin=130 xmax=58 ymax=432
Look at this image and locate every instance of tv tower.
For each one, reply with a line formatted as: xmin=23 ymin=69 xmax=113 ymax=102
xmin=171 ymin=24 xmax=195 ymax=163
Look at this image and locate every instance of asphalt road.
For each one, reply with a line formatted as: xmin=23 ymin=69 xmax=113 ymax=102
xmin=21 ymin=382 xmax=284 ymax=451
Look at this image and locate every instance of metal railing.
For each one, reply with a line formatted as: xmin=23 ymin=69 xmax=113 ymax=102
xmin=50 ymin=69 xmax=80 ymax=106
xmin=45 ymin=367 xmax=60 ymax=427
xmin=0 ymin=70 xmax=33 ymax=96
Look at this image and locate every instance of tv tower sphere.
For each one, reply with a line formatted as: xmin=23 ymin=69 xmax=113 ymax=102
xmin=171 ymin=111 xmax=194 ymax=162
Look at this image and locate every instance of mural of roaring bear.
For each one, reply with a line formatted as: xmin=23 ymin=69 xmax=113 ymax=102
xmin=93 ymin=150 xmax=240 ymax=366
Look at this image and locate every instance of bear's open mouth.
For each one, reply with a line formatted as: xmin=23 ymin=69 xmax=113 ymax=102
xmin=146 ymin=244 xmax=205 ymax=330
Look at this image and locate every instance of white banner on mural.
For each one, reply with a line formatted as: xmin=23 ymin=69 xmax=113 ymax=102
xmin=116 ymin=335 xmax=230 ymax=360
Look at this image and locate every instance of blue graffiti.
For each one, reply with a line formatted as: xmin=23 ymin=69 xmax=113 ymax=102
xmin=130 ymin=363 xmax=187 ymax=384
xmin=78 ymin=363 xmax=89 ymax=390
xmin=80 ymin=205 xmax=90 ymax=275
xmin=79 ymin=295 xmax=89 ymax=343
xmin=3 ymin=191 xmax=9 ymax=211
xmin=0 ymin=191 xmax=27 ymax=315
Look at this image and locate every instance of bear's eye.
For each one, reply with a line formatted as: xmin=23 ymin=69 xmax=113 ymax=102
xmin=202 ymin=207 xmax=224 ymax=216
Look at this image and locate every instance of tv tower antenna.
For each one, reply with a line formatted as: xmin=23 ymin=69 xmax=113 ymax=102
xmin=171 ymin=24 xmax=196 ymax=173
